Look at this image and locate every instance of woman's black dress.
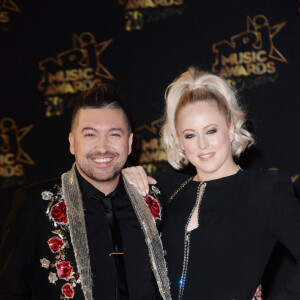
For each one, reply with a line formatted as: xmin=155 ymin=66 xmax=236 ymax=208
xmin=158 ymin=170 xmax=300 ymax=300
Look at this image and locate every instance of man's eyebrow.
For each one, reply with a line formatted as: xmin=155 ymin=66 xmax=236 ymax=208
xmin=81 ymin=127 xmax=125 ymax=133
xmin=81 ymin=127 xmax=97 ymax=133
xmin=109 ymin=128 xmax=125 ymax=133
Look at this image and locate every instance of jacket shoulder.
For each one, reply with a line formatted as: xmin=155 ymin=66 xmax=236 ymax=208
xmin=242 ymin=169 xmax=292 ymax=185
xmin=7 ymin=177 xmax=62 ymax=221
xmin=155 ymin=171 xmax=190 ymax=202
xmin=14 ymin=178 xmax=61 ymax=201
xmin=241 ymin=170 xmax=294 ymax=197
xmin=21 ymin=177 xmax=61 ymax=192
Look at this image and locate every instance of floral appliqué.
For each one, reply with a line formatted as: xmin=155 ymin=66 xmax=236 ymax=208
xmin=40 ymin=185 xmax=79 ymax=299
xmin=62 ymin=283 xmax=75 ymax=298
xmin=51 ymin=201 xmax=68 ymax=224
xmin=144 ymin=186 xmax=161 ymax=220
xmin=48 ymin=236 xmax=65 ymax=253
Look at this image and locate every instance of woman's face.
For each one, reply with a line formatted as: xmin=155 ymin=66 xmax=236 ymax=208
xmin=176 ymin=100 xmax=235 ymax=181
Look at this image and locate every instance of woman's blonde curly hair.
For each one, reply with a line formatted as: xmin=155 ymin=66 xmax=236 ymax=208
xmin=161 ymin=67 xmax=255 ymax=170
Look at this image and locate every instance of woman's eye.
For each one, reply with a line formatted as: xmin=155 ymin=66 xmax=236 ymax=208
xmin=185 ymin=134 xmax=195 ymax=139
xmin=207 ymin=129 xmax=216 ymax=134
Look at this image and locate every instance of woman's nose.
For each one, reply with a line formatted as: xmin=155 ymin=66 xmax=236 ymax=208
xmin=198 ymin=135 xmax=208 ymax=149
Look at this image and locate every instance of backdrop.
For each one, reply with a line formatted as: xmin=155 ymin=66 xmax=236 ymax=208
xmin=1 ymin=0 xmax=299 ymax=297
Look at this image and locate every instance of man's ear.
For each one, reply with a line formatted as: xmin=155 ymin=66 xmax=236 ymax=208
xmin=69 ymin=132 xmax=75 ymax=155
xmin=128 ymin=133 xmax=133 ymax=155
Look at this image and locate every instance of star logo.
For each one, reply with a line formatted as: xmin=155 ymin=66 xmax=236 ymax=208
xmin=0 ymin=0 xmax=21 ymax=12
xmin=134 ymin=118 xmax=163 ymax=137
xmin=38 ymin=32 xmax=114 ymax=93
xmin=133 ymin=118 xmax=168 ymax=175
xmin=212 ymin=15 xmax=287 ymax=74
xmin=0 ymin=118 xmax=35 ymax=166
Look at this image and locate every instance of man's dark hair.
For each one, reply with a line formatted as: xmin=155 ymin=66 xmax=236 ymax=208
xmin=71 ymin=83 xmax=132 ymax=132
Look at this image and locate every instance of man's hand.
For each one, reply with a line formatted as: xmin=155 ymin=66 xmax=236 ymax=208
xmin=122 ymin=166 xmax=156 ymax=196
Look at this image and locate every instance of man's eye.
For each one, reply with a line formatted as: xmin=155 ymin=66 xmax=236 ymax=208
xmin=111 ymin=133 xmax=121 ymax=137
xmin=207 ymin=129 xmax=216 ymax=134
xmin=84 ymin=133 xmax=94 ymax=137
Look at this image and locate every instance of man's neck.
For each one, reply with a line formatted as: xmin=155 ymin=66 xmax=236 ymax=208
xmin=77 ymin=169 xmax=121 ymax=196
xmin=94 ymin=177 xmax=120 ymax=196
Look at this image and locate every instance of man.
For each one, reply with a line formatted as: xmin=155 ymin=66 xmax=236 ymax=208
xmin=0 ymin=84 xmax=170 ymax=300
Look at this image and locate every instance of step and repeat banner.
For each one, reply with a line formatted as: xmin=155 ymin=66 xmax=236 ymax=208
xmin=1 ymin=0 xmax=300 ymax=295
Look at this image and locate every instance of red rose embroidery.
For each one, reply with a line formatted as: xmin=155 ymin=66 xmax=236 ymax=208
xmin=48 ymin=236 xmax=65 ymax=253
xmin=51 ymin=201 xmax=68 ymax=224
xmin=145 ymin=195 xmax=161 ymax=219
xmin=57 ymin=261 xmax=73 ymax=280
xmin=62 ymin=283 xmax=74 ymax=298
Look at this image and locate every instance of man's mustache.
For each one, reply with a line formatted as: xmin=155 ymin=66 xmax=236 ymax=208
xmin=86 ymin=152 xmax=119 ymax=158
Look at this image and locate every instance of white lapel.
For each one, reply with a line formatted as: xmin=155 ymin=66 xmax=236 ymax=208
xmin=62 ymin=165 xmax=93 ymax=300
xmin=123 ymin=176 xmax=172 ymax=300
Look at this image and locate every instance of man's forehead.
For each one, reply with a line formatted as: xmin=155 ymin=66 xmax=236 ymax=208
xmin=77 ymin=108 xmax=127 ymax=127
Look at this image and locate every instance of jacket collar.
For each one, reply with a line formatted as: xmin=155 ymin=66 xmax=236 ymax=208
xmin=62 ymin=164 xmax=93 ymax=300
xmin=123 ymin=176 xmax=171 ymax=300
xmin=62 ymin=163 xmax=171 ymax=300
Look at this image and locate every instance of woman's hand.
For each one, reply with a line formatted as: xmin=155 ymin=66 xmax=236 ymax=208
xmin=122 ymin=166 xmax=157 ymax=196
xmin=252 ymin=284 xmax=262 ymax=300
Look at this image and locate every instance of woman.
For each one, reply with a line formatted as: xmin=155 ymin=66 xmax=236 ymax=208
xmin=123 ymin=68 xmax=300 ymax=300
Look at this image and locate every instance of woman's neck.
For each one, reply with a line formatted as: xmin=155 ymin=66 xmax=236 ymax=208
xmin=195 ymin=161 xmax=240 ymax=182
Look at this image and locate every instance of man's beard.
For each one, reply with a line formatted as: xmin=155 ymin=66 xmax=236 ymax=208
xmin=77 ymin=152 xmax=126 ymax=182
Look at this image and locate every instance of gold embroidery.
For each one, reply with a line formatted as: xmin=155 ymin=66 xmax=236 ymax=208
xmin=169 ymin=176 xmax=193 ymax=202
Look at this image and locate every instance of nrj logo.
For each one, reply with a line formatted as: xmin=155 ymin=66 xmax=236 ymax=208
xmin=212 ymin=15 xmax=287 ymax=86
xmin=0 ymin=0 xmax=21 ymax=24
xmin=0 ymin=118 xmax=35 ymax=178
xmin=38 ymin=32 xmax=114 ymax=117
xmin=134 ymin=118 xmax=168 ymax=175
xmin=266 ymin=168 xmax=299 ymax=184
xmin=119 ymin=0 xmax=184 ymax=31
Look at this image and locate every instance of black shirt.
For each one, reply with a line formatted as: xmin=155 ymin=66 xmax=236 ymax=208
xmin=160 ymin=170 xmax=300 ymax=300
xmin=76 ymin=169 xmax=157 ymax=300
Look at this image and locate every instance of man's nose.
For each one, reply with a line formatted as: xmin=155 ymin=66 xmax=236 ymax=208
xmin=95 ymin=136 xmax=109 ymax=153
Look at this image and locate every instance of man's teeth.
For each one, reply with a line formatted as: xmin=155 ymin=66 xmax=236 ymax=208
xmin=93 ymin=157 xmax=113 ymax=163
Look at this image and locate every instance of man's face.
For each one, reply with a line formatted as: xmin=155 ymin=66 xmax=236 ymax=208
xmin=69 ymin=108 xmax=133 ymax=188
